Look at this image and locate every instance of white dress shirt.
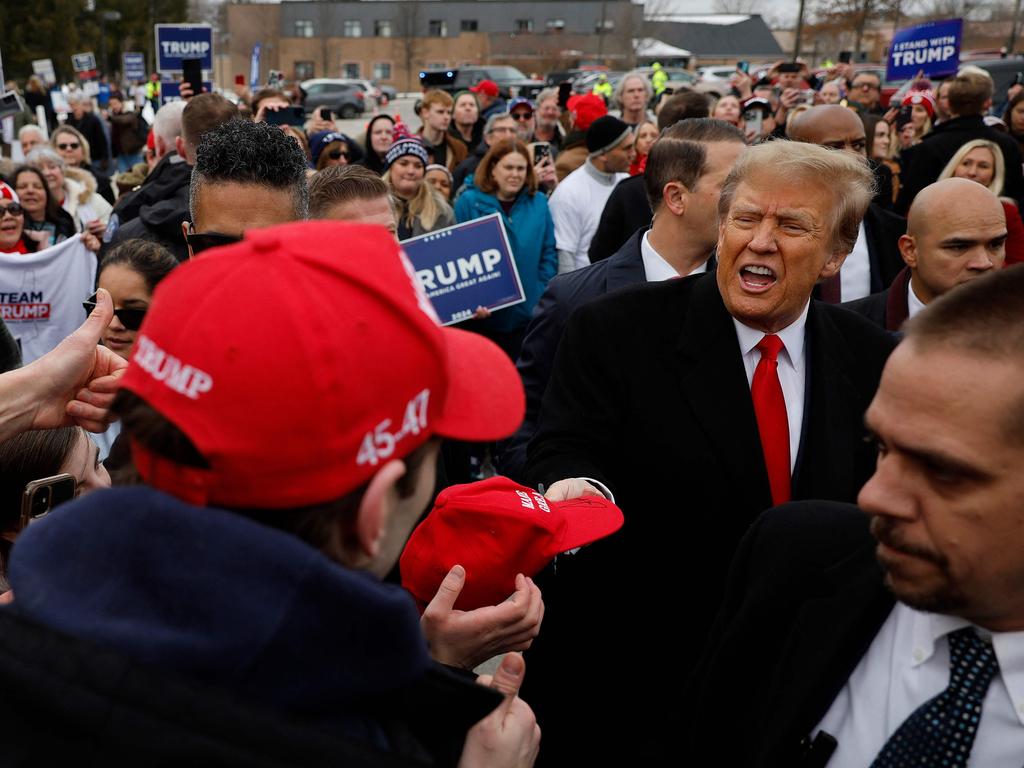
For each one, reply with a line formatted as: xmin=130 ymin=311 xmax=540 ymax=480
xmin=839 ymin=222 xmax=872 ymax=302
xmin=640 ymin=231 xmax=708 ymax=282
xmin=732 ymin=303 xmax=808 ymax=473
xmin=907 ymin=277 xmax=928 ymax=319
xmin=815 ymin=603 xmax=1024 ymax=767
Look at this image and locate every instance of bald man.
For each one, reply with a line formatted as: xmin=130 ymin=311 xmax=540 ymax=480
xmin=843 ymin=178 xmax=1007 ymax=331
xmin=788 ymin=104 xmax=906 ymax=302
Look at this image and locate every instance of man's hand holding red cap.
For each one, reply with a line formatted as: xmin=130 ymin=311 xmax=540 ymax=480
xmin=543 ymin=477 xmax=604 ymax=502
xmin=4 ymin=288 xmax=128 ymax=440
xmin=422 ymin=565 xmax=544 ymax=671
xmin=459 ymin=653 xmax=541 ymax=768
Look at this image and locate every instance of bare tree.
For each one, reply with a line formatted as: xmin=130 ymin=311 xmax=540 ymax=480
xmin=318 ymin=2 xmax=340 ymax=78
xmin=392 ymin=1 xmax=425 ymax=92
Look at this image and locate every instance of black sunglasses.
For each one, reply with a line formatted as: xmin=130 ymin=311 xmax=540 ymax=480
xmin=57 ymin=142 xmax=81 ymax=150
xmin=83 ymin=293 xmax=147 ymax=331
xmin=328 ymin=149 xmax=350 ymax=160
xmin=511 ymin=112 xmax=533 ymax=121
xmin=0 ymin=203 xmax=24 ymax=217
xmin=184 ymin=229 xmax=242 ymax=255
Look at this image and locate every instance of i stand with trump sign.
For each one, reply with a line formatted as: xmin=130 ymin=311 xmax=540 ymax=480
xmin=401 ymin=214 xmax=525 ymax=326
xmin=887 ymin=18 xmax=962 ymax=81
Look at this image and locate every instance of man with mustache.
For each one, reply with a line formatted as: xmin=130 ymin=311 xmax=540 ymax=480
xmin=684 ymin=264 xmax=1024 ymax=767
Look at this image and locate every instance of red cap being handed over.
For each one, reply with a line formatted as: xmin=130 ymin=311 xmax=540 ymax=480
xmin=120 ymin=221 xmax=525 ymax=509
xmin=401 ymin=476 xmax=624 ymax=611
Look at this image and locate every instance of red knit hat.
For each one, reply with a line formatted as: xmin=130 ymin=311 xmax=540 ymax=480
xmin=566 ymin=94 xmax=608 ymax=131
xmin=902 ymin=90 xmax=936 ymax=118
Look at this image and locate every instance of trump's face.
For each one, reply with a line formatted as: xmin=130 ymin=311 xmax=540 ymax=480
xmin=716 ymin=170 xmax=844 ymax=333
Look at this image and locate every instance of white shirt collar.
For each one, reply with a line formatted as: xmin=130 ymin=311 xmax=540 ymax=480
xmin=907 ymin=277 xmax=928 ymax=319
xmin=908 ymin=606 xmax=1024 ymax=726
xmin=640 ymin=230 xmax=708 ymax=282
xmin=731 ymin=300 xmax=810 ymax=373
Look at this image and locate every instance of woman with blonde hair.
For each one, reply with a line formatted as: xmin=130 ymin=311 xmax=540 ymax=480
xmin=50 ymin=125 xmax=115 ymax=204
xmin=382 ymin=133 xmax=454 ymax=239
xmin=938 ymin=138 xmax=1022 ymax=265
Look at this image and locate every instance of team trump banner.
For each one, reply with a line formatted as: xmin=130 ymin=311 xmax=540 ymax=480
xmin=0 ymin=236 xmax=96 ymax=363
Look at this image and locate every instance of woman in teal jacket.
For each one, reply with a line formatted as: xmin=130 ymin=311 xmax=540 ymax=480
xmin=454 ymin=138 xmax=557 ymax=360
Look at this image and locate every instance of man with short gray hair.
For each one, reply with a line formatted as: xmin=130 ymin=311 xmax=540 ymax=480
xmin=523 ymin=140 xmax=896 ymax=765
xmin=18 ymin=125 xmax=45 ymax=158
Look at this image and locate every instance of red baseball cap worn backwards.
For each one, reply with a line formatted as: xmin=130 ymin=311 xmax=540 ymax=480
xmin=400 ymin=477 xmax=624 ymax=611
xmin=120 ymin=221 xmax=525 ymax=509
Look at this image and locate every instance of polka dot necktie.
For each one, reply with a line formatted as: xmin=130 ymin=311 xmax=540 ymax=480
xmin=870 ymin=627 xmax=1000 ymax=768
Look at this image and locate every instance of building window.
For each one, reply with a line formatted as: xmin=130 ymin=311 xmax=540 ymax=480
xmin=429 ymin=19 xmax=447 ymax=37
xmin=546 ymin=18 xmax=565 ymax=31
xmin=375 ymin=19 xmax=392 ymax=37
xmin=343 ymin=20 xmax=362 ymax=37
xmin=373 ymin=62 xmax=392 ymax=80
xmin=294 ymin=61 xmax=315 ymax=80
xmin=595 ymin=19 xmax=615 ymax=32
xmin=294 ymin=20 xmax=314 ymax=38
xmin=460 ymin=19 xmax=478 ymax=32
xmin=343 ymin=62 xmax=361 ymax=79
xmin=514 ymin=19 xmax=533 ymax=33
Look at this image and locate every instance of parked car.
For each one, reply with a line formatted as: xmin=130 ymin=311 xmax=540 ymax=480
xmin=341 ymin=79 xmax=381 ymax=110
xmin=300 ymin=79 xmax=366 ymax=118
xmin=695 ymin=65 xmax=738 ymax=97
xmin=418 ymin=66 xmax=545 ymax=99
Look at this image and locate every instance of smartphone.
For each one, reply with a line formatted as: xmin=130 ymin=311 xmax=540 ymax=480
xmin=558 ymin=81 xmax=572 ymax=109
xmin=530 ymin=141 xmax=551 ymax=164
xmin=21 ymin=473 xmax=76 ymax=529
xmin=839 ymin=51 xmax=852 ymax=64
xmin=182 ymin=58 xmax=203 ymax=96
xmin=743 ymin=109 xmax=763 ymax=139
xmin=801 ymin=89 xmax=816 ymax=106
xmin=265 ymin=106 xmax=306 ymax=127
xmin=737 ymin=60 xmax=750 ymax=74
xmin=319 ymin=107 xmax=334 ymax=121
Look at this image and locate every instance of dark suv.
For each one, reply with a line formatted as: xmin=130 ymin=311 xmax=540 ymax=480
xmin=419 ymin=66 xmax=545 ymax=99
xmin=299 ymin=79 xmax=365 ymax=119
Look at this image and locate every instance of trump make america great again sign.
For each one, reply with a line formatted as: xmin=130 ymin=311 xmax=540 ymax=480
xmin=401 ymin=214 xmax=525 ymax=326
xmin=887 ymin=19 xmax=962 ymax=81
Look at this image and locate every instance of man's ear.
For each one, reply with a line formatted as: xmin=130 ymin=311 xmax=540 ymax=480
xmin=819 ymin=250 xmax=848 ymax=281
xmin=661 ymin=181 xmax=688 ymax=217
xmin=174 ymin=135 xmax=188 ymax=161
xmin=354 ymin=459 xmax=407 ymax=560
xmin=898 ymin=233 xmax=917 ymax=269
xmin=181 ymin=221 xmax=195 ymax=260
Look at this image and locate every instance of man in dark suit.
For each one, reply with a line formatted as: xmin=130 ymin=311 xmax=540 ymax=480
xmin=522 ymin=141 xmax=896 ymax=764
xmin=897 ymin=66 xmax=1024 ymax=213
xmin=498 ymin=118 xmax=746 ymax=481
xmin=844 ymin=177 xmax=1007 ymax=331
xmin=788 ymin=105 xmax=907 ymax=302
xmin=685 ymin=265 xmax=1024 ymax=766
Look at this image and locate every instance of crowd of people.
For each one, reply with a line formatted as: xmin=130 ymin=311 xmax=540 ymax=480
xmin=0 ymin=54 xmax=1022 ymax=765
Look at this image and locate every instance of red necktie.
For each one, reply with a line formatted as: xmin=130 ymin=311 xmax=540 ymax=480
xmin=752 ymin=335 xmax=791 ymax=506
